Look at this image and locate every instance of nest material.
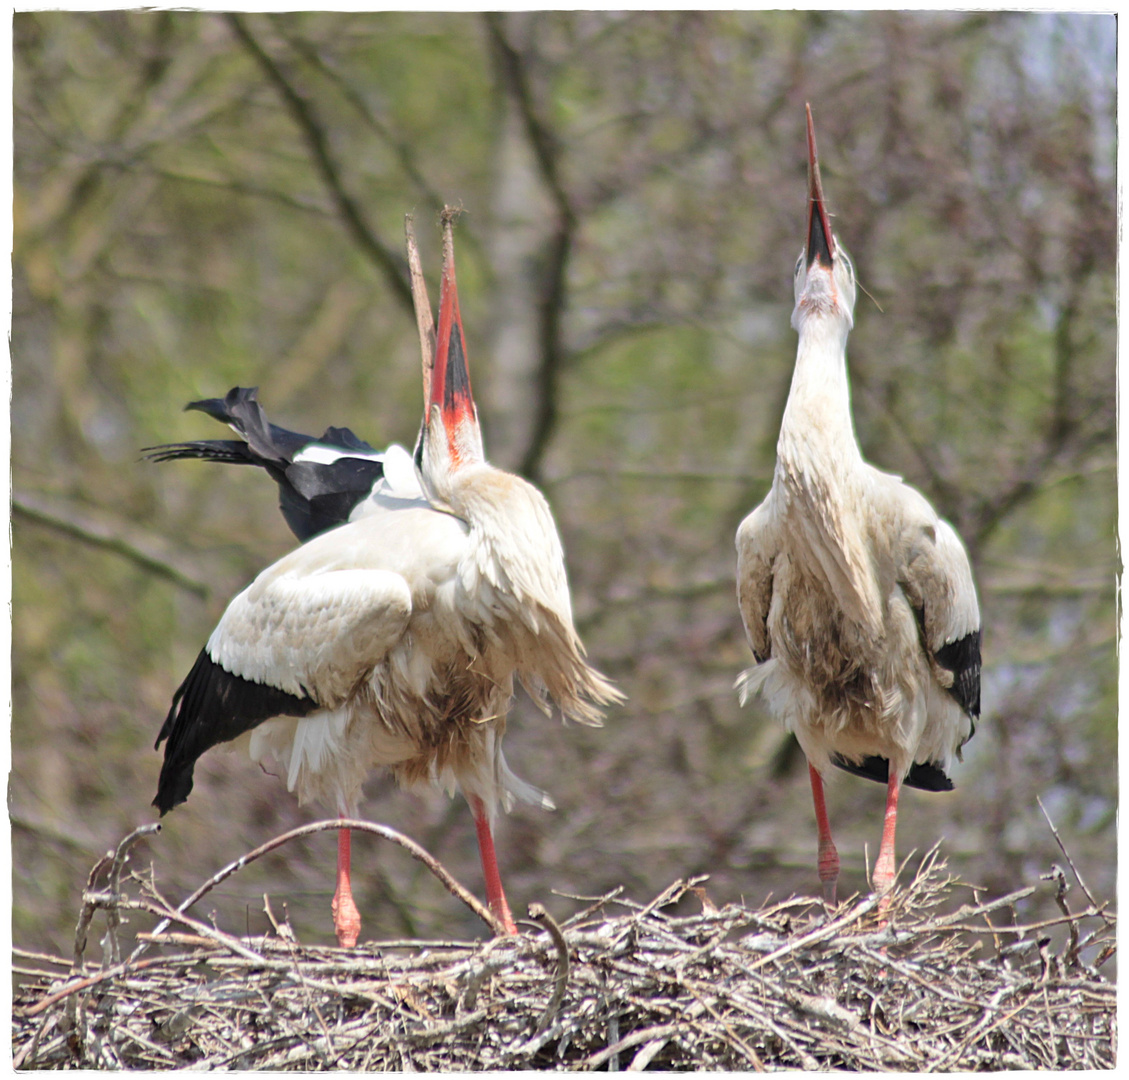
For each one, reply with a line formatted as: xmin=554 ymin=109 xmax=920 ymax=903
xmin=13 ymin=827 xmax=1116 ymax=1071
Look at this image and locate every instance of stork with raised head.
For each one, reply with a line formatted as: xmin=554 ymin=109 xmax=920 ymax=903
xmin=154 ymin=215 xmax=624 ymax=946
xmin=736 ymin=105 xmax=981 ymax=910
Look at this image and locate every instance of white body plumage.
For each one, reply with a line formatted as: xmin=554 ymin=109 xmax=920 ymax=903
xmin=735 ymin=106 xmax=980 ymax=905
xmin=219 ymin=444 xmax=614 ymax=824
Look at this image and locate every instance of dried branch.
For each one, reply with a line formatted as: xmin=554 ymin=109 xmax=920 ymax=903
xmin=405 ymin=212 xmax=435 ymax=409
xmin=1037 ymin=796 xmax=1112 ymax=927
xmin=523 ymin=902 xmax=569 ymax=1035
xmin=71 ymin=824 xmax=161 ymax=976
xmin=14 ymin=847 xmax=1115 ymax=1071
xmin=130 ymin=817 xmax=505 ymax=963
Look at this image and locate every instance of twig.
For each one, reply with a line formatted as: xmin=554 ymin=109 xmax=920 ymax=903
xmin=744 ymin=895 xmax=879 ymax=971
xmin=71 ymin=824 xmax=161 ymax=976
xmin=137 ymin=890 xmax=273 ymax=965
xmin=263 ymin=893 xmax=297 ymax=942
xmin=685 ymin=984 xmax=765 ymax=1071
xmin=934 ymin=908 xmax=1108 ymax=937
xmin=633 ymin=875 xmax=710 ymax=920
xmin=105 ymin=823 xmax=160 ymax=966
xmin=557 ymin=884 xmax=625 ymax=928
xmin=582 ymin=1022 xmax=685 ymax=1070
xmin=129 ymin=817 xmax=505 ymax=964
xmin=13 ymin=948 xmax=73 ymax=969
xmin=1036 ymin=796 xmax=1110 ymax=924
xmin=526 ymin=902 xmax=570 ymax=1036
xmin=71 ymin=852 xmax=113 ymax=977
xmin=914 ymin=885 xmax=1038 ymax=930
xmin=12 ymin=1011 xmax=56 ymax=1069
xmin=1042 ymin=865 xmax=1082 ymax=969
xmin=405 ymin=213 xmax=435 ymax=408
xmin=22 ymin=956 xmax=171 ymax=1017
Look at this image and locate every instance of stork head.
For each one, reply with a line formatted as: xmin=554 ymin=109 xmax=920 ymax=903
xmin=792 ymin=104 xmax=856 ymax=333
xmin=418 ymin=231 xmax=486 ymax=507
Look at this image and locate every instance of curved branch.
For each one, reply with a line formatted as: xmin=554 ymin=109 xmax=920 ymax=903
xmin=129 ymin=817 xmax=506 ymax=964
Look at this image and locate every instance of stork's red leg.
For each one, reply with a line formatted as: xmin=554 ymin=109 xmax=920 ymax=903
xmin=467 ymin=795 xmax=517 ymax=935
xmin=808 ymin=763 xmax=840 ymax=904
xmin=331 ymin=818 xmax=362 ymax=948
xmin=873 ymin=772 xmax=902 ymax=919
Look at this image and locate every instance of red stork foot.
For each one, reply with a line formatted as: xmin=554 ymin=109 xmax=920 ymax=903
xmin=332 ymin=889 xmax=362 ymax=948
xmin=490 ymin=894 xmax=518 ymax=936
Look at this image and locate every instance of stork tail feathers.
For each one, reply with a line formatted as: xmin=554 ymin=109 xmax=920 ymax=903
xmin=830 ymin=753 xmax=954 ymax=793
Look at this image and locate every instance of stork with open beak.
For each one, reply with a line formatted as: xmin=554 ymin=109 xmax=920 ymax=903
xmin=154 ymin=216 xmax=624 ymax=945
xmin=736 ymin=106 xmax=981 ymax=911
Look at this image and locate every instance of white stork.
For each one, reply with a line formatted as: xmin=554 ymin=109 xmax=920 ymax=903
xmin=735 ymin=105 xmax=981 ymax=910
xmin=154 ymin=221 xmax=623 ymax=946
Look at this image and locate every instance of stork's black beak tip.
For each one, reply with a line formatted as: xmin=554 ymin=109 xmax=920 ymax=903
xmin=805 ymin=104 xmax=835 ymax=269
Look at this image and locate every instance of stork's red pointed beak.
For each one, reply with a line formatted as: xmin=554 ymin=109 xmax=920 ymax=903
xmin=430 ymin=233 xmax=477 ymax=463
xmin=806 ymin=104 xmax=835 ymax=269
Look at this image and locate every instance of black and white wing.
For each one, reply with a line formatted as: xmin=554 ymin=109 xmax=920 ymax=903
xmin=144 ymin=386 xmax=387 ymax=540
xmin=153 ymin=542 xmax=415 ymax=813
xmin=897 ymin=499 xmax=982 ymax=730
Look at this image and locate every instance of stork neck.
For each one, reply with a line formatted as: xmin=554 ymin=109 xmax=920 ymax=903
xmin=418 ymin=406 xmax=486 ymax=512
xmin=779 ymin=313 xmax=859 ymax=462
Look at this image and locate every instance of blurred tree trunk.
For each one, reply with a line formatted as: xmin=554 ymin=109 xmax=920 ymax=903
xmin=481 ymin=88 xmax=554 ymax=472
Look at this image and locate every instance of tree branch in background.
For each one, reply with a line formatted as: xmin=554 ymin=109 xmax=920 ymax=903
xmin=271 ymin=19 xmax=447 ymax=222
xmin=12 ymin=490 xmax=209 ymax=598
xmin=224 ymin=13 xmax=414 ymax=315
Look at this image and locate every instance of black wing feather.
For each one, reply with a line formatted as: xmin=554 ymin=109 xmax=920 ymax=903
xmin=935 ymin=629 xmax=981 ymax=723
xmin=144 ymin=387 xmax=384 ymax=541
xmin=908 ymin=595 xmax=981 ymax=734
xmin=153 ymin=648 xmax=320 ymax=814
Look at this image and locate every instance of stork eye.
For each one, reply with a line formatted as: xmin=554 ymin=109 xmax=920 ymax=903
xmin=794 ymin=254 xmax=804 ymax=276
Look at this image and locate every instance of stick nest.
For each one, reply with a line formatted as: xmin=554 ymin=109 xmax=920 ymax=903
xmin=14 ymin=826 xmax=1116 ymax=1071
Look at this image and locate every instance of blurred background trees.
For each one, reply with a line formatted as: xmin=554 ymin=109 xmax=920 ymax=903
xmin=12 ymin=11 xmax=1115 ymax=955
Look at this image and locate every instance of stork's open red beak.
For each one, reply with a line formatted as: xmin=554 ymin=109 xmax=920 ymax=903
xmin=430 ymin=234 xmax=477 ymax=461
xmin=806 ymin=104 xmax=836 ymax=270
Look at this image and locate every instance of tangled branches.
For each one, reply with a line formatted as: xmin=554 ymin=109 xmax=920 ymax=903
xmin=13 ymin=827 xmax=1115 ymax=1070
